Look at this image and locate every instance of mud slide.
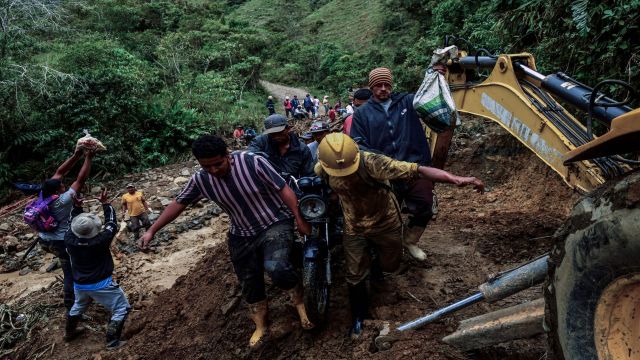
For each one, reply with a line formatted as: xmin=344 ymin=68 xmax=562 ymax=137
xmin=4 ymin=115 xmax=579 ymax=359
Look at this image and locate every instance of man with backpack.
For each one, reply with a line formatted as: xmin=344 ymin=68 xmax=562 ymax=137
xmin=33 ymin=147 xmax=96 ymax=312
xmin=315 ymin=133 xmax=484 ymax=338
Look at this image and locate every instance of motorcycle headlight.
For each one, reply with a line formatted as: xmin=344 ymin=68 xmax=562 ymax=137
xmin=299 ymin=195 xmax=327 ymax=220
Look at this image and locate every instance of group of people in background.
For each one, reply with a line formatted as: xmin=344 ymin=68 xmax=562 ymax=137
xmin=269 ymin=93 xmax=353 ymax=121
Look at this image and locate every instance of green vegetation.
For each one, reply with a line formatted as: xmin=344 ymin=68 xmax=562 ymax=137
xmin=1 ymin=0 xmax=638 ymax=201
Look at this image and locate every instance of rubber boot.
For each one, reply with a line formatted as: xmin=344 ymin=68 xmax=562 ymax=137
xmin=248 ymin=300 xmax=269 ymax=348
xmin=348 ymin=282 xmax=369 ymax=339
xmin=64 ymin=315 xmax=83 ymax=342
xmin=369 ymin=248 xmax=387 ymax=293
xmin=288 ymin=284 xmax=314 ymax=330
xmin=106 ymin=320 xmax=127 ymax=349
xmin=403 ymin=225 xmax=427 ymax=261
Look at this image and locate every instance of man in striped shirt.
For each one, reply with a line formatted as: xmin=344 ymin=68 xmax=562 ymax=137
xmin=139 ymin=135 xmax=313 ymax=348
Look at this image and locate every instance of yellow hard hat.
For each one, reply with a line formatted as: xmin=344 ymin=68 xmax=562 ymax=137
xmin=318 ymin=133 xmax=360 ymax=177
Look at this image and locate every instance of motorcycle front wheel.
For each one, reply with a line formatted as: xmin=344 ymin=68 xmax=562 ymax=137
xmin=303 ymin=255 xmax=330 ymax=326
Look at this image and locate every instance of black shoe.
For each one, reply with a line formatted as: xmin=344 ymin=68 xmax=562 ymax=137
xmin=349 ymin=317 xmax=365 ymax=339
xmin=106 ymin=339 xmax=127 ymax=350
xmin=64 ymin=315 xmax=83 ymax=342
xmin=105 ymin=319 xmax=126 ymax=348
xmin=347 ymin=282 xmax=370 ymax=339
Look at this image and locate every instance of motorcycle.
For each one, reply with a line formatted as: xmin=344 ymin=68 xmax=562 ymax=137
xmin=250 ymin=150 xmax=342 ymax=326
xmin=289 ymin=175 xmax=342 ymax=326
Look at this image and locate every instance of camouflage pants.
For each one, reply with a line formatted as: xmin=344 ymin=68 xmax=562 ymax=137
xmin=227 ymin=220 xmax=298 ymax=304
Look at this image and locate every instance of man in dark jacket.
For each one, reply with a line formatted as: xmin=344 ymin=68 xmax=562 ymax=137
xmin=291 ymin=95 xmax=300 ymax=111
xmin=350 ymin=67 xmax=439 ymax=261
xmin=248 ymin=114 xmax=315 ymax=178
xmin=64 ymin=189 xmax=130 ymax=349
xmin=265 ymin=96 xmax=276 ymax=115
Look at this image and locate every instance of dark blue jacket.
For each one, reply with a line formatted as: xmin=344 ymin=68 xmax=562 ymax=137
xmin=350 ymin=92 xmax=432 ymax=166
xmin=248 ymin=133 xmax=315 ymax=178
xmin=65 ymin=204 xmax=118 ymax=285
xmin=291 ymin=98 xmax=300 ymax=109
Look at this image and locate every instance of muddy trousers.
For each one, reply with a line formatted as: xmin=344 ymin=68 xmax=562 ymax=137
xmin=130 ymin=213 xmax=151 ymax=239
xmin=392 ymin=178 xmax=435 ymax=244
xmin=69 ymin=281 xmax=131 ymax=322
xmin=38 ymin=239 xmax=74 ymax=311
xmin=342 ymin=226 xmax=403 ymax=285
xmin=228 ymin=220 xmax=299 ymax=304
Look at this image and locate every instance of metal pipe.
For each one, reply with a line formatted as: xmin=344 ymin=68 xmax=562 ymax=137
xmin=396 ymin=292 xmax=485 ymax=331
xmin=479 ymin=255 xmax=548 ymax=302
xmin=458 ymin=56 xmax=498 ymax=69
xmin=395 ymin=255 xmax=550 ymax=332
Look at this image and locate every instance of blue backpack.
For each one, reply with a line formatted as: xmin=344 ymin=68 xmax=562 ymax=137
xmin=24 ymin=192 xmax=59 ymax=232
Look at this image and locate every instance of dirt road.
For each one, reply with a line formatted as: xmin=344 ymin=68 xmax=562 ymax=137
xmin=2 ymin=113 xmax=578 ymax=359
xmin=260 ymin=79 xmax=311 ymax=102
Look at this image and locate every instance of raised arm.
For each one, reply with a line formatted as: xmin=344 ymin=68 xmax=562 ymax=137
xmin=95 ymin=189 xmax=118 ymax=247
xmin=51 ymin=147 xmax=83 ymax=180
xmin=69 ymin=151 xmax=95 ymax=193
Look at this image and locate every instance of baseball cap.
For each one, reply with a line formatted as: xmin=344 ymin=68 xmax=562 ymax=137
xmin=126 ymin=183 xmax=135 ymax=188
xmin=263 ymin=114 xmax=289 ymax=134
xmin=71 ymin=213 xmax=102 ymax=239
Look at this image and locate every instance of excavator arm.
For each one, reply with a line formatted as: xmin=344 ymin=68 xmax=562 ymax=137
xmin=429 ymin=52 xmax=637 ymax=193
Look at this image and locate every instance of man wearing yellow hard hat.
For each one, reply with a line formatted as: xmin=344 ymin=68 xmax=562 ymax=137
xmin=315 ymin=133 xmax=484 ymax=338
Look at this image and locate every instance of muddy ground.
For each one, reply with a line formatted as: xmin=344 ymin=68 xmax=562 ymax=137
xmin=0 ymin=116 xmax=579 ymax=360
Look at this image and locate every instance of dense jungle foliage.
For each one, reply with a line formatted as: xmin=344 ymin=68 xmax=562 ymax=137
xmin=1 ymin=0 xmax=638 ymax=201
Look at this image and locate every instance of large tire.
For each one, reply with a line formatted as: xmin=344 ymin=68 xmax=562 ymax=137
xmin=545 ymin=170 xmax=640 ymax=360
xmin=302 ymin=256 xmax=329 ymax=326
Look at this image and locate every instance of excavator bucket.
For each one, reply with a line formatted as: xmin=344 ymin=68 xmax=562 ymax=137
xmin=564 ymin=108 xmax=640 ymax=164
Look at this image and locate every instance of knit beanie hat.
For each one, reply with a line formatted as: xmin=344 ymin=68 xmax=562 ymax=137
xmin=368 ymin=67 xmax=393 ymax=89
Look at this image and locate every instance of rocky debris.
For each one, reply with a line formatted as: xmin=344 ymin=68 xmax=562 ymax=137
xmin=0 ymin=159 xmax=208 ymax=274
xmin=173 ymin=177 xmax=189 ymax=185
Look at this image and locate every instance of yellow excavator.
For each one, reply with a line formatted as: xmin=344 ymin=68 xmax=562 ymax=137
xmin=376 ymin=38 xmax=640 ymax=360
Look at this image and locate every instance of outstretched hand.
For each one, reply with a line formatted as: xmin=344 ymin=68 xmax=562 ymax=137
xmin=139 ymin=231 xmax=154 ymax=251
xmin=462 ymin=177 xmax=484 ymax=194
xmin=97 ymin=188 xmax=110 ymax=204
xmin=453 ymin=176 xmax=485 ymax=194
